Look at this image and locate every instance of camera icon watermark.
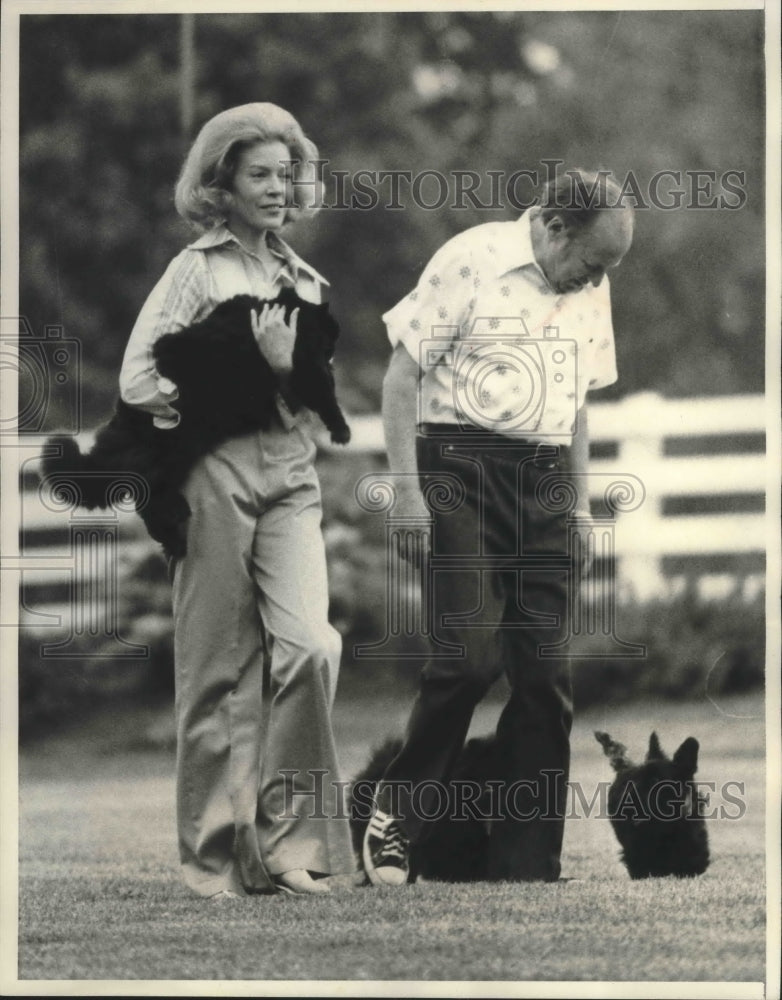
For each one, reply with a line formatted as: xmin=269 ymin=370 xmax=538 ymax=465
xmin=419 ymin=320 xmax=578 ymax=436
xmin=1 ymin=316 xmax=82 ymax=435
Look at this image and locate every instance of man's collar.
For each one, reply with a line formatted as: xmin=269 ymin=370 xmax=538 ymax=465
xmin=493 ymin=211 xmax=545 ymax=279
xmin=187 ymin=224 xmax=329 ymax=287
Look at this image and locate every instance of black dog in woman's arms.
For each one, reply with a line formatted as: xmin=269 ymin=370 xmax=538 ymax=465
xmin=153 ymin=289 xmax=351 ymax=447
xmin=42 ymin=289 xmax=351 ymax=558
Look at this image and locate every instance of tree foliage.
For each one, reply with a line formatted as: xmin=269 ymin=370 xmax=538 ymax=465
xmin=19 ymin=10 xmax=764 ymax=429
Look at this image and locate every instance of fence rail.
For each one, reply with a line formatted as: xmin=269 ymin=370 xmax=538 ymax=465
xmin=14 ymin=392 xmax=767 ymax=637
xmin=322 ymin=391 xmax=767 ymax=600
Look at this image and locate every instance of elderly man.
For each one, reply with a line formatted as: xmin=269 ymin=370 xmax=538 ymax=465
xmin=363 ymin=170 xmax=634 ymax=885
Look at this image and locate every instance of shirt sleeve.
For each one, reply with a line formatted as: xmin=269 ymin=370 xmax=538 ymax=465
xmin=119 ymin=250 xmax=210 ymax=428
xmin=382 ymin=234 xmax=476 ymax=369
xmin=584 ymin=276 xmax=618 ymax=392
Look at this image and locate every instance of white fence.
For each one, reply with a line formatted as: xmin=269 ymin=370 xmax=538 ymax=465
xmin=324 ymin=391 xmax=768 ymax=601
xmin=14 ymin=392 xmax=767 ymax=637
xmin=588 ymin=392 xmax=766 ymax=599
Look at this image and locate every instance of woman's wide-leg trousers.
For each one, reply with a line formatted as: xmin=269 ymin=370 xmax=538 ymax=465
xmin=170 ymin=422 xmax=355 ymax=896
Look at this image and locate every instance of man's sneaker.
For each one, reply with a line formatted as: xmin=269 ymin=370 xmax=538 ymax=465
xmin=362 ymin=808 xmax=410 ymax=886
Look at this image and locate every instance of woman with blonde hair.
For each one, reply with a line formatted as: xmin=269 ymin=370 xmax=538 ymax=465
xmin=120 ymin=103 xmax=355 ymax=899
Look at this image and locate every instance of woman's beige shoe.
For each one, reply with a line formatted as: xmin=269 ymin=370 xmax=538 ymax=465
xmin=209 ymin=889 xmax=244 ymax=902
xmin=274 ymin=869 xmax=331 ymax=895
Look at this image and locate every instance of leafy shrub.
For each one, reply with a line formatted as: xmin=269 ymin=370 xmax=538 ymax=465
xmin=18 ymin=462 xmax=766 ymax=740
xmin=570 ymin=584 xmax=765 ymax=708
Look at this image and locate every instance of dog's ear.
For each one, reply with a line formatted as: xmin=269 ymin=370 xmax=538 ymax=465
xmin=672 ymin=736 xmax=699 ymax=774
xmin=272 ymin=287 xmax=299 ymax=318
xmin=594 ymin=731 xmax=632 ymax=771
xmin=646 ymin=731 xmax=665 ymax=761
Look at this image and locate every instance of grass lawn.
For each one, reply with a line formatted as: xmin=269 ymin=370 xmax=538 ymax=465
xmin=13 ymin=689 xmax=768 ymax=988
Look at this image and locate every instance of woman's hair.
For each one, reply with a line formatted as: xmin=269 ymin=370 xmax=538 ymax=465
xmin=174 ymin=103 xmax=322 ymax=231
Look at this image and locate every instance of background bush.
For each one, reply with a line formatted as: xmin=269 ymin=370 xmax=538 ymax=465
xmin=19 ymin=500 xmax=765 ymax=743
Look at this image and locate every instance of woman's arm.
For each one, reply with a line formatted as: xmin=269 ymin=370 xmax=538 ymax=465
xmin=119 ymin=251 xmax=209 ymax=428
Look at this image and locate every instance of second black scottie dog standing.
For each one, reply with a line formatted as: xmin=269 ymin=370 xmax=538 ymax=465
xmin=595 ymin=730 xmax=711 ymax=879
xmin=42 ymin=289 xmax=350 ymax=558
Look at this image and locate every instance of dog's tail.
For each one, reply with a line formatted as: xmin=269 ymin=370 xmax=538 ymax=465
xmin=594 ymin=731 xmax=634 ymax=771
xmin=40 ymin=435 xmax=108 ymax=509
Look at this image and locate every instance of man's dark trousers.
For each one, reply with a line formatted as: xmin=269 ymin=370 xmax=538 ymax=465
xmin=378 ymin=425 xmax=576 ymax=882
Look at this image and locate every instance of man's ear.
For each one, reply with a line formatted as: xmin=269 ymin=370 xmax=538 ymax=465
xmin=539 ymin=210 xmax=571 ymax=240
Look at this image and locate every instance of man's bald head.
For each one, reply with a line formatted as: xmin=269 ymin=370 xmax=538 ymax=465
xmin=529 ymin=170 xmax=634 ymax=295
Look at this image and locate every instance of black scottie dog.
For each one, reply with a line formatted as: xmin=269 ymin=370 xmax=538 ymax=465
xmin=595 ymin=730 xmax=710 ymax=879
xmin=349 ymin=736 xmax=498 ymax=882
xmin=42 ymin=289 xmax=350 ymax=557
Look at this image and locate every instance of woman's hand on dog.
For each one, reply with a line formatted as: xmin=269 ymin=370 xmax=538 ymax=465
xmin=250 ymin=303 xmax=299 ymax=374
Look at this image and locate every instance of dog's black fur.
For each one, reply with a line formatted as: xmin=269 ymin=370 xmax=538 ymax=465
xmin=349 ymin=736 xmax=499 ymax=883
xmin=42 ymin=289 xmax=350 ymax=557
xmin=595 ymin=730 xmax=710 ymax=879
xmin=350 ymin=730 xmax=711 ymax=883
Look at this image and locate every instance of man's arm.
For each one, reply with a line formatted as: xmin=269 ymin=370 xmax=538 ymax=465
xmin=570 ymin=403 xmax=592 ymax=515
xmin=382 ymin=343 xmax=430 ymax=520
xmin=570 ymin=403 xmax=596 ymax=576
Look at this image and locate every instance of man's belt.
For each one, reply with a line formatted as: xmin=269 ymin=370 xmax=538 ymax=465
xmin=418 ymin=423 xmax=568 ymax=469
